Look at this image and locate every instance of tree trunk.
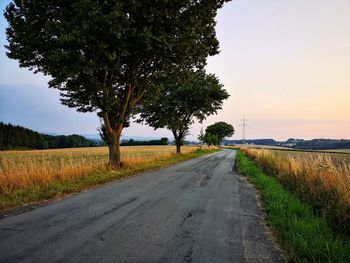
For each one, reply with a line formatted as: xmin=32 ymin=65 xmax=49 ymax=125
xmin=172 ymin=129 xmax=183 ymax=155
xmin=108 ymin=133 xmax=122 ymax=168
xmin=176 ymin=143 xmax=181 ymax=154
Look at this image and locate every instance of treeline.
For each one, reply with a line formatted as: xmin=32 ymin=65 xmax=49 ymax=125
xmin=294 ymin=139 xmax=350 ymax=150
xmin=0 ymin=122 xmax=46 ymax=150
xmin=0 ymin=122 xmax=95 ymax=150
xmin=42 ymin=134 xmax=95 ymax=149
xmin=223 ymin=137 xmax=350 ymax=150
xmin=223 ymin=139 xmax=277 ymax=146
xmin=121 ymin=138 xmax=168 ymax=146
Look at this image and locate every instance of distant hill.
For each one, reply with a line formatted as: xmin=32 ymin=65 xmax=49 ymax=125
xmin=223 ymin=137 xmax=350 ymax=150
xmin=222 ymin=139 xmax=278 ymax=146
xmin=0 ymin=122 xmax=174 ymax=150
xmin=0 ymin=122 xmax=46 ymax=150
xmin=0 ymin=122 xmax=97 ymax=150
xmin=292 ymin=139 xmax=350 ymax=150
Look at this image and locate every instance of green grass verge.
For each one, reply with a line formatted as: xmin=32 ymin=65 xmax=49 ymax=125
xmin=0 ymin=148 xmax=220 ymax=212
xmin=236 ymin=150 xmax=350 ymax=262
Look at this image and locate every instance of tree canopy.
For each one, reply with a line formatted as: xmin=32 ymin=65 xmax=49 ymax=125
xmin=205 ymin=121 xmax=234 ymax=145
xmin=138 ymin=69 xmax=229 ymax=153
xmin=5 ymin=0 xmax=230 ymax=166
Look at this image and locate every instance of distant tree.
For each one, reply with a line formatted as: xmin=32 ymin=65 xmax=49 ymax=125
xmin=160 ymin=137 xmax=169 ymax=145
xmin=198 ymin=127 xmax=206 ymax=147
xmin=5 ymin=0 xmax=230 ymax=167
xmin=138 ymin=69 xmax=229 ymax=154
xmin=121 ymin=138 xmax=169 ymax=146
xmin=204 ymin=132 xmax=219 ymax=146
xmin=205 ymin=122 xmax=234 ymax=145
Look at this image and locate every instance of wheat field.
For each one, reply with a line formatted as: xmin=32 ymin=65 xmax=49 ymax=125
xmin=0 ymin=145 xmax=198 ymax=193
xmin=241 ymin=147 xmax=350 ymax=233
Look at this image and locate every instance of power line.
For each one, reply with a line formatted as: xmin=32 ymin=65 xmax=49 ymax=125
xmin=240 ymin=117 xmax=248 ymax=142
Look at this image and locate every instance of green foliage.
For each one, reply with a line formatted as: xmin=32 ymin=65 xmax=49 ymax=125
xmin=121 ymin=138 xmax=168 ymax=146
xmin=204 ymin=133 xmax=219 ymax=146
xmin=236 ymin=150 xmax=350 ymax=262
xmin=0 ymin=122 xmax=96 ymax=150
xmin=4 ymin=0 xmax=230 ymax=165
xmin=205 ymin=121 xmax=234 ymax=144
xmin=0 ymin=122 xmax=46 ymax=150
xmin=138 ymin=69 xmax=229 ymax=151
xmin=42 ymin=134 xmax=95 ymax=149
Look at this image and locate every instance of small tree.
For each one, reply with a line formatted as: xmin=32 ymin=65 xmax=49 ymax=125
xmin=205 ymin=122 xmax=234 ymax=145
xmin=5 ymin=0 xmax=230 ymax=167
xmin=197 ymin=127 xmax=206 ymax=149
xmin=138 ymin=69 xmax=229 ymax=154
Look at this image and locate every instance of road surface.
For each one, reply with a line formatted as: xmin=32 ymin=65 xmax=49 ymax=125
xmin=0 ymin=150 xmax=283 ymax=263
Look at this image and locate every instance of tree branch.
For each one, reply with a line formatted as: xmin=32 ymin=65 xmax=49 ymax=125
xmin=116 ymin=83 xmax=133 ymax=134
xmin=103 ymin=112 xmax=114 ymax=136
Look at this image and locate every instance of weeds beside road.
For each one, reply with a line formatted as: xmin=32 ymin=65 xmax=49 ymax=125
xmin=240 ymin=147 xmax=350 ymax=236
xmin=236 ymin=150 xmax=350 ymax=262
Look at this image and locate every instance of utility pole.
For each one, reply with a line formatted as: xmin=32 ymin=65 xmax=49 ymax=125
xmin=240 ymin=117 xmax=248 ymax=143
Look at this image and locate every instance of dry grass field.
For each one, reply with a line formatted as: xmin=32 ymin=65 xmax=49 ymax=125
xmin=241 ymin=147 xmax=350 ymax=234
xmin=234 ymin=144 xmax=350 ymax=164
xmin=272 ymin=149 xmax=350 ymax=164
xmin=321 ymin=149 xmax=350 ymax=153
xmin=0 ymin=145 xmax=198 ymax=193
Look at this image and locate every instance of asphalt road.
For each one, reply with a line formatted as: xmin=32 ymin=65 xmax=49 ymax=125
xmin=0 ymin=150 xmax=283 ymax=263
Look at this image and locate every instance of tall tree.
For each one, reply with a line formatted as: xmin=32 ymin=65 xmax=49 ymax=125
xmin=138 ymin=69 xmax=229 ymax=154
xmin=5 ymin=0 xmax=230 ymax=167
xmin=205 ymin=122 xmax=234 ymax=145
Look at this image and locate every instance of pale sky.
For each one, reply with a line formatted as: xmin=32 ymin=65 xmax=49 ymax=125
xmin=1 ymin=0 xmax=349 ymax=140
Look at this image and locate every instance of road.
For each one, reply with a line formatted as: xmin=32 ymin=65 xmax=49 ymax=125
xmin=0 ymin=150 xmax=283 ymax=263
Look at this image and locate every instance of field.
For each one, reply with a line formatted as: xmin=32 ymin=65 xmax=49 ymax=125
xmin=233 ymin=144 xmax=350 ymax=164
xmin=0 ymin=145 xmax=199 ymax=193
xmin=273 ymin=149 xmax=350 ymax=164
xmin=240 ymin=147 xmax=350 ymax=236
xmin=236 ymin=151 xmax=350 ymax=261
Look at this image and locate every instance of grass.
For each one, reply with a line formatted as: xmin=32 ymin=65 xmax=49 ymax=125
xmin=0 ymin=146 xmax=219 ymax=211
xmin=236 ymin=150 xmax=350 ymax=262
xmin=239 ymin=147 xmax=350 ymax=236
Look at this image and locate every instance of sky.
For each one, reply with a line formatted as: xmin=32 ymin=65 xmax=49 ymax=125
xmin=0 ymin=0 xmax=349 ymax=141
